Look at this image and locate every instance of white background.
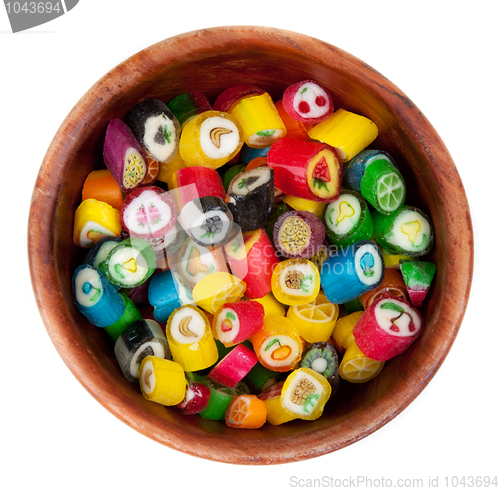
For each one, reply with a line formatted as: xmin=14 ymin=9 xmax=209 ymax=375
xmin=1 ymin=1 xmax=498 ymax=489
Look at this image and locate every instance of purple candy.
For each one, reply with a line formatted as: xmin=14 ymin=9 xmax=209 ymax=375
xmin=273 ymin=210 xmax=325 ymax=259
xmin=103 ymin=118 xmax=149 ymax=194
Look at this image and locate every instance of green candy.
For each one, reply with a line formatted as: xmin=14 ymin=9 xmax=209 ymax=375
xmin=245 ymin=362 xmax=279 ymax=392
xmin=400 ymin=260 xmax=437 ymax=307
xmin=360 ymin=159 xmax=406 ymax=214
xmin=323 ymin=189 xmax=373 ymax=248
xmin=104 ymin=293 xmax=143 ymax=342
xmin=373 ymin=205 xmax=434 ymax=257
xmin=198 ymin=378 xmax=250 ymax=421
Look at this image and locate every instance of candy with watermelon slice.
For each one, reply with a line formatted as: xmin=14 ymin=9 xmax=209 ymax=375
xmin=399 ymin=260 xmax=437 ymax=307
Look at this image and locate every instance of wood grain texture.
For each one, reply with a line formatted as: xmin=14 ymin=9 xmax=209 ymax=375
xmin=27 ymin=26 xmax=473 ymax=464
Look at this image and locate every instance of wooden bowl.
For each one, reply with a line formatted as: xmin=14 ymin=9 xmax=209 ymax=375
xmin=28 ymin=26 xmax=473 ymax=464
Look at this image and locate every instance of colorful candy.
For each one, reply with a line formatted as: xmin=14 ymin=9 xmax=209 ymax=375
xmin=225 ymin=166 xmax=275 ymax=232
xmin=167 ymin=91 xmax=212 ymax=128
xmin=258 ymin=382 xmax=296 ymax=425
xmin=224 ymin=228 xmax=280 ymax=299
xmin=73 ymin=198 xmax=122 ymax=248
xmin=271 ymin=258 xmax=321 ymax=306
xmin=120 ymin=186 xmax=177 ymax=238
xmin=353 ymin=296 xmax=424 ymax=361
xmin=225 ymin=394 xmax=267 ymax=429
xmin=139 ymin=356 xmax=186 ymax=406
xmin=166 ymin=304 xmax=218 ymax=372
xmin=299 ymin=342 xmax=340 ymax=392
xmin=320 ymin=240 xmax=385 ymax=304
xmin=268 ymin=137 xmax=342 ymax=202
xmin=99 ymin=237 xmax=156 ymax=289
xmin=251 ymin=315 xmax=303 ymax=372
xmin=359 ymin=268 xmax=408 ymax=310
xmin=212 ymin=300 xmax=264 ymax=347
xmin=282 ymin=80 xmax=334 ymax=124
xmin=82 ymin=169 xmax=124 ymax=211
xmin=103 ymin=118 xmax=149 ymax=193
xmin=71 ymin=264 xmax=125 ymax=328
xmin=399 ymin=260 xmax=437 ymax=307
xmin=322 ymin=189 xmax=373 ymax=248
xmin=209 ymin=344 xmax=258 ymax=388
xmin=125 ymin=98 xmax=181 ymax=164
xmin=179 ymin=110 xmax=244 ymax=169
xmin=280 ymin=367 xmax=332 ymax=421
xmin=286 ymin=291 xmax=339 ymax=343
xmin=114 ymin=319 xmax=170 ymax=383
xmin=175 ymin=372 xmax=211 ymax=415
xmin=273 ymin=210 xmax=325 ymax=259
xmin=307 ymin=108 xmax=378 ymax=162
xmin=343 ymin=149 xmax=395 ymax=193
xmin=177 ymin=196 xmax=233 ymax=247
xmin=372 ymin=205 xmax=434 ymax=257
xmin=230 ymin=92 xmax=286 ymax=148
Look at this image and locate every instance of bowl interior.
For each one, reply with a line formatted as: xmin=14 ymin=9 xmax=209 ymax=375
xmin=28 ymin=26 xmax=473 ymax=464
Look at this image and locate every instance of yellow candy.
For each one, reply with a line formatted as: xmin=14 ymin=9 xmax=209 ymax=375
xmin=139 ymin=356 xmax=186 ymax=406
xmin=73 ymin=198 xmax=122 ymax=248
xmin=179 ymin=111 xmax=244 ymax=169
xmin=287 ymin=292 xmax=339 ymax=343
xmin=381 ymin=247 xmax=415 ymax=269
xmin=280 ymin=367 xmax=332 ymax=421
xmin=156 ymin=150 xmax=186 ymax=188
xmin=258 ymin=383 xmax=296 ymax=426
xmin=231 ymin=93 xmax=287 ymax=148
xmin=192 ymin=272 xmax=246 ymax=314
xmin=166 ymin=305 xmax=218 ymax=372
xmin=332 ymin=311 xmax=385 ymax=383
xmin=308 ymin=108 xmax=378 ymax=162
xmin=282 ymin=195 xmax=327 ymax=218
xmin=248 ymin=292 xmax=285 ymax=317
xmin=271 ymin=258 xmax=320 ymax=306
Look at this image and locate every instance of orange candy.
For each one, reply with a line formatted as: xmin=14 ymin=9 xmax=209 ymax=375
xmin=225 ymin=394 xmax=267 ymax=429
xmin=82 ymin=169 xmax=124 ymax=211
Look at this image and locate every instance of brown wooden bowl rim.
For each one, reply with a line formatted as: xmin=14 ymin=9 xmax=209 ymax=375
xmin=28 ymin=26 xmax=474 ymax=464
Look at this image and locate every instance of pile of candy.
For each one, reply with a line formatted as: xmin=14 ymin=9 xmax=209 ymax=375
xmin=71 ymin=80 xmax=437 ymax=429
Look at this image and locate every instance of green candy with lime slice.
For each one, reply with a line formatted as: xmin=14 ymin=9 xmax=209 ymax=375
xmin=360 ymin=159 xmax=406 ymax=214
